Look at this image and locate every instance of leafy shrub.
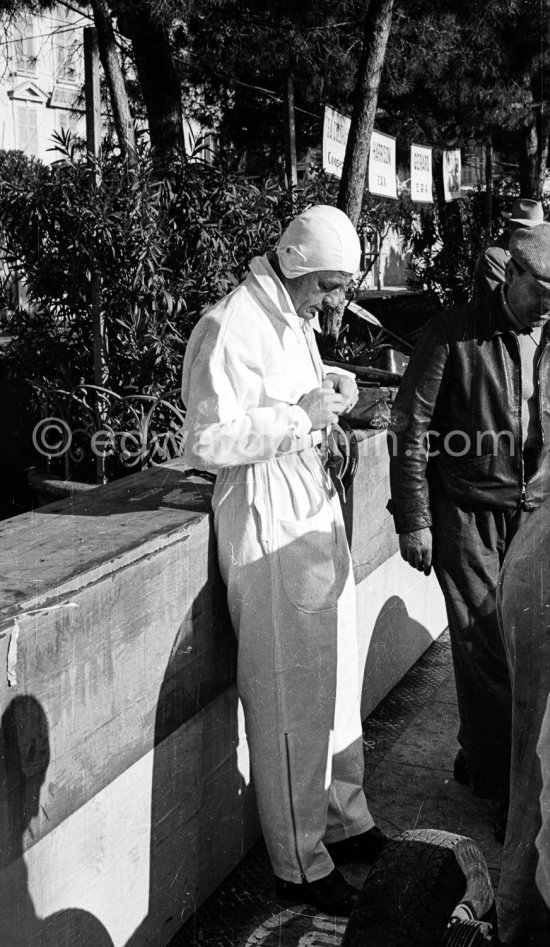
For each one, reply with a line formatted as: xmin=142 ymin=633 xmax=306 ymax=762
xmin=0 ymin=139 xmax=345 ymax=400
xmin=400 ymin=199 xmax=482 ymax=310
xmin=401 ymin=179 xmax=550 ymax=310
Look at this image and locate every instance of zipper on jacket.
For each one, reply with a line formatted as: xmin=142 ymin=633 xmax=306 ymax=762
xmin=536 ymin=337 xmax=549 ymax=453
xmin=519 ymin=333 xmax=548 ymax=509
xmin=510 ymin=332 xmax=526 ymax=506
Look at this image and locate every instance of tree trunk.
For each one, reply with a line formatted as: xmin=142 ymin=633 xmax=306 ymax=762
xmin=337 ymin=0 xmax=395 ymax=225
xmin=517 ymin=66 xmax=548 ymax=199
xmin=115 ymin=1 xmax=184 ymax=165
xmin=519 ymin=110 xmax=547 ymax=199
xmin=485 ymin=135 xmax=493 ymax=240
xmin=90 ymin=0 xmax=137 ymax=167
xmin=283 ymin=74 xmax=297 ymax=189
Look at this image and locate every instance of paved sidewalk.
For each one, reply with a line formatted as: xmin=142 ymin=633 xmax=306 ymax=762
xmin=170 ymin=632 xmax=502 ymax=947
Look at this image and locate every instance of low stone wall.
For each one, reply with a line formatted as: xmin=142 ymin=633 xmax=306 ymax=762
xmin=0 ymin=434 xmax=446 ymax=947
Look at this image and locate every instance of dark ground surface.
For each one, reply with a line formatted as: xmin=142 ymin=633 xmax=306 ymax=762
xmin=169 ymin=631 xmax=502 ymax=947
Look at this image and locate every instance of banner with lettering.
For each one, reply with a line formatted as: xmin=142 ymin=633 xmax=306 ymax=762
xmin=443 ymin=149 xmax=462 ymax=201
xmin=368 ymin=130 xmax=397 ymax=199
xmin=410 ymin=144 xmax=433 ymax=203
xmin=322 ymin=106 xmax=351 ymax=179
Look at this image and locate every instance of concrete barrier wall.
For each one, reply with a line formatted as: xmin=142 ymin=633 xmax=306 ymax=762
xmin=0 ymin=434 xmax=446 ymax=947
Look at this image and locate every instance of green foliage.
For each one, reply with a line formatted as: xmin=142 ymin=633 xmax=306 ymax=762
xmin=0 ymin=0 xmax=57 ymax=14
xmin=175 ymin=0 xmax=366 ymax=173
xmin=0 ymin=141 xmax=355 ymax=401
xmin=382 ymin=0 xmax=550 ymax=173
xmin=401 ymin=199 xmax=485 ymax=309
xmin=401 ymin=181 xmax=550 ymax=310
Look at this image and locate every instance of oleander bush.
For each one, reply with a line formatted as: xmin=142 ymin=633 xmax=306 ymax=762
xmin=401 ymin=179 xmax=550 ymax=309
xmin=0 ymin=138 xmax=344 ymax=397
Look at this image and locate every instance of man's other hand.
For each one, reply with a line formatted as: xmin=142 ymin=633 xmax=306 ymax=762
xmin=298 ymin=386 xmax=347 ymax=430
xmin=399 ymin=528 xmax=432 ymax=575
xmin=324 ymin=373 xmax=359 ymax=412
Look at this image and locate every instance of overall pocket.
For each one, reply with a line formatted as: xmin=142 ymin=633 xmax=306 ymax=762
xmin=277 ymin=502 xmax=349 ymax=612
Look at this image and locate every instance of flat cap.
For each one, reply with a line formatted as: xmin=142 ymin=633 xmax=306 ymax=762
xmin=509 ymin=222 xmax=550 ymax=285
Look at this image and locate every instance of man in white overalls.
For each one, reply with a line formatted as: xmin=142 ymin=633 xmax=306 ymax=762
xmin=182 ymin=206 xmax=386 ymax=914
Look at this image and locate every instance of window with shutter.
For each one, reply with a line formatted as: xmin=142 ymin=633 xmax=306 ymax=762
xmin=17 ymin=101 xmax=39 ymax=155
xmin=14 ymin=19 xmax=37 ymax=76
xmin=55 ymin=28 xmax=78 ymax=83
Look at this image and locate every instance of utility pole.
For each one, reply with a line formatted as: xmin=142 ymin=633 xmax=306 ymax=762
xmin=283 ymin=74 xmax=298 ymax=189
xmin=84 ymin=27 xmax=108 ymax=483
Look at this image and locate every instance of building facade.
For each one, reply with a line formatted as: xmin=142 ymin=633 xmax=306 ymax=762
xmin=0 ymin=6 xmax=85 ymax=164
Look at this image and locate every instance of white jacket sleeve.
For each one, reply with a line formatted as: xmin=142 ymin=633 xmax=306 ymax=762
xmin=182 ymin=312 xmax=312 ymax=469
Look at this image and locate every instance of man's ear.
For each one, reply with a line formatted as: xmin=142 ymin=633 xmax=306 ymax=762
xmin=505 ymin=257 xmax=521 ymax=286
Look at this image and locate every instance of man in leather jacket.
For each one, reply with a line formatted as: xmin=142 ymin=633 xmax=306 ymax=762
xmin=387 ymin=222 xmax=550 ymax=834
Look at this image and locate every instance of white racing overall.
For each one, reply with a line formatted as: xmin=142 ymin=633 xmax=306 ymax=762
xmin=182 ymin=255 xmax=373 ymax=882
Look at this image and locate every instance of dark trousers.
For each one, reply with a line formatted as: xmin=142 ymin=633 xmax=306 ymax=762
xmin=431 ymin=490 xmax=528 ymax=799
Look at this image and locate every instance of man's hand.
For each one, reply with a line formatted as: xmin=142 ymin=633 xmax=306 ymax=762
xmin=298 ymin=386 xmax=347 ymax=430
xmin=324 ymin=373 xmax=359 ymax=412
xmin=399 ymin=528 xmax=433 ymax=575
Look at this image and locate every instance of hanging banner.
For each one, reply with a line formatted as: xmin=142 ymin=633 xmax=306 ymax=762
xmin=410 ymin=144 xmax=433 ymax=203
xmin=368 ymin=130 xmax=397 ymax=199
xmin=443 ymin=149 xmax=462 ymax=201
xmin=322 ymin=106 xmax=350 ymax=180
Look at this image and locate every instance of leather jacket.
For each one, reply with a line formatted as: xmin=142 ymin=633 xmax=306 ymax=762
xmin=387 ymin=290 xmax=550 ymax=534
xmin=472 ymin=231 xmax=510 ymax=304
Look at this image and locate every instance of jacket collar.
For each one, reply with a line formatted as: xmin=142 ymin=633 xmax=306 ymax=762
xmin=246 ymin=254 xmax=301 ymax=331
xmin=478 ymin=285 xmax=542 ymax=338
xmin=245 ymin=253 xmax=325 ymax=336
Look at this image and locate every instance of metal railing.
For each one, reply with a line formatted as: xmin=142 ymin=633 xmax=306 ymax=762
xmin=29 ymin=382 xmax=187 ymax=484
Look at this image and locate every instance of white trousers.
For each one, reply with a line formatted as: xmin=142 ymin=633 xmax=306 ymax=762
xmin=213 ymin=448 xmax=373 ymax=882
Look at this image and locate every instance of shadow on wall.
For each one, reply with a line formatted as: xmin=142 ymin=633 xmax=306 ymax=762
xmin=125 ymin=528 xmax=256 ymax=947
xmin=362 ymin=595 xmax=435 ymax=719
xmin=0 ymin=695 xmax=114 ymax=947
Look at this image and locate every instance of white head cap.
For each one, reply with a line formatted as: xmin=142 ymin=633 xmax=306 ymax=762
xmin=276 ymin=205 xmax=361 ymax=279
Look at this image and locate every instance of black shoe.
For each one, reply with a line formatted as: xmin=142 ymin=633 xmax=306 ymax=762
xmin=325 ymin=825 xmax=389 ymax=865
xmin=453 ymin=748 xmax=470 ymax=786
xmin=491 ymin=799 xmax=508 ymax=844
xmin=275 ymin=867 xmax=360 ymax=915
